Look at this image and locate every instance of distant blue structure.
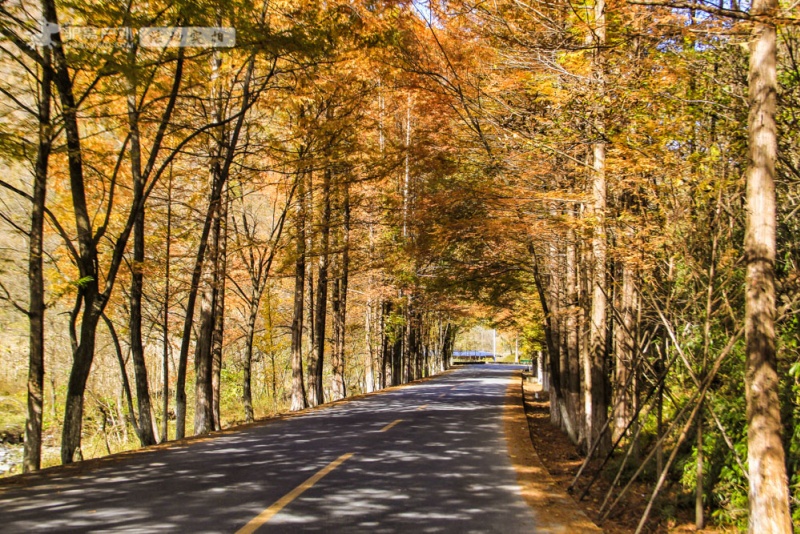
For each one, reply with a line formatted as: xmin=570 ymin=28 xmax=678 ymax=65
xmin=453 ymin=350 xmax=494 ymax=359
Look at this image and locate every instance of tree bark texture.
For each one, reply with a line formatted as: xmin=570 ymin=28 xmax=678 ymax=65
xmin=43 ymin=0 xmax=102 ymax=464
xmin=331 ymin=181 xmax=349 ymax=401
xmin=193 ymin=171 xmax=222 ymax=436
xmin=744 ymin=3 xmax=792 ymax=531
xmin=211 ymin=191 xmax=228 ymax=432
xmin=161 ymin=175 xmax=172 ymax=442
xmin=126 ymin=52 xmax=156 ymax=447
xmin=613 ymin=261 xmax=637 ymax=443
xmin=23 ymin=42 xmax=51 ymax=473
xmin=331 ymin=182 xmax=348 ymax=400
xmin=565 ymin=224 xmax=583 ymax=446
xmin=586 ymin=0 xmax=610 ymax=456
xmin=310 ymin=167 xmax=332 ymax=407
xmin=291 ymin=173 xmax=308 ymax=412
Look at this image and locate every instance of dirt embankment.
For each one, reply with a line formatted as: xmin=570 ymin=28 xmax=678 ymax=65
xmin=520 ymin=377 xmax=722 ymax=534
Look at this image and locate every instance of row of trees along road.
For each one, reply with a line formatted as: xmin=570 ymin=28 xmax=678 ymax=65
xmin=0 ymin=1 xmax=797 ymax=532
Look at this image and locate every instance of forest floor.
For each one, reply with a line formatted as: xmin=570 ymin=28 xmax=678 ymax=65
xmin=520 ymin=376 xmax=727 ymax=534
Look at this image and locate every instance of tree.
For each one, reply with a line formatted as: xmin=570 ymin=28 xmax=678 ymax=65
xmin=24 ymin=34 xmax=53 ymax=473
xmin=743 ymin=0 xmax=792 ymax=530
xmin=290 ymin=169 xmax=309 ymax=412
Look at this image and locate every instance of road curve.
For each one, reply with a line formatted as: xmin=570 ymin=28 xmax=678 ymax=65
xmin=0 ymin=365 xmax=539 ymax=533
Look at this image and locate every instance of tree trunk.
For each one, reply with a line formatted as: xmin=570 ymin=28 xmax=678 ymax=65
xmin=404 ymin=296 xmax=414 ymax=383
xmin=331 ymin=258 xmax=341 ymax=393
xmin=332 ymin=181 xmax=349 ymax=400
xmin=365 ymin=297 xmax=375 ymax=393
xmin=47 ymin=2 xmax=182 ymax=457
xmin=42 ymin=0 xmax=102 ymax=464
xmin=613 ymin=261 xmax=636 ymax=442
xmin=743 ymin=3 xmax=792 ymax=531
xmin=193 ymin=171 xmax=222 ymax=436
xmin=266 ymin=284 xmax=278 ymax=413
xmin=392 ymin=335 xmax=403 ymax=386
xmin=175 ymin=171 xmax=223 ymax=439
xmin=237 ymin=172 xmax=295 ymax=422
xmin=126 ymin=50 xmax=157 ymax=448
xmin=566 ymin=223 xmax=583 ymax=446
xmin=161 ymin=173 xmax=172 ymax=442
xmin=549 ymin=229 xmax=574 ymax=439
xmin=176 ymin=49 xmax=250 ymax=437
xmin=291 ymin=173 xmax=309 ymax=411
xmin=193 ymin=45 xmax=225 ymax=436
xmin=529 ymin=242 xmax=563 ymax=427
xmin=23 ymin=43 xmax=52 ymax=473
xmin=103 ymin=313 xmax=140 ymax=440
xmin=62 ymin=305 xmax=101 ymax=463
xmin=310 ymin=167 xmax=332 ymax=406
xmin=381 ymin=301 xmax=391 ymax=388
xmin=243 ymin=296 xmax=258 ymax=423
xmin=211 ymin=191 xmax=228 ymax=431
xmin=585 ymin=0 xmax=610 ymax=456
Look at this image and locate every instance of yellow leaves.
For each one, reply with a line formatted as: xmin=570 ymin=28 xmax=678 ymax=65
xmin=557 ymin=51 xmax=593 ymax=79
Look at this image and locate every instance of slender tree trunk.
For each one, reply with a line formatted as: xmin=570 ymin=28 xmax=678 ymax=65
xmin=237 ymin=175 xmax=294 ymax=421
xmin=193 ymin=45 xmax=225 ymax=436
xmin=126 ymin=49 xmax=156 ymax=448
xmin=365 ymin=297 xmax=375 ymax=393
xmin=656 ymin=340 xmax=665 ymax=476
xmin=331 ymin=258 xmax=341 ymax=392
xmin=45 ymin=0 xmax=102 ymax=462
xmin=744 ymin=3 xmax=792 ymax=531
xmin=585 ymin=0 xmax=610 ymax=456
xmin=566 ymin=223 xmax=583 ymax=446
xmin=211 ymin=191 xmax=228 ymax=431
xmin=175 ymin=172 xmax=223 ymax=438
xmin=266 ymin=284 xmax=278 ymax=413
xmin=161 ymin=173 xmax=172 ymax=442
xmin=404 ymin=296 xmax=414 ymax=383
xmin=45 ymin=0 xmax=182 ymax=461
xmin=194 ymin=172 xmax=222 ymax=435
xmin=243 ymin=296 xmax=258 ymax=423
xmin=696 ymin=401 xmax=704 ymax=530
xmin=530 ymin=242 xmax=562 ymax=425
xmin=331 ymin=196 xmax=348 ymax=400
xmin=381 ymin=301 xmax=390 ymax=388
xmin=549 ymin=227 xmax=574 ymax=438
xmin=443 ymin=323 xmax=454 ymax=370
xmin=23 ymin=44 xmax=52 ymax=473
xmin=176 ymin=48 xmax=249 ymax=437
xmin=579 ymin=226 xmax=591 ymax=444
xmin=392 ymin=335 xmax=403 ymax=386
xmin=331 ymin=181 xmax=349 ymax=400
xmin=103 ymin=314 xmax=140 ymax=439
xmin=116 ymin=387 xmax=128 ymax=443
xmin=613 ymin=261 xmax=636 ymax=442
xmin=310 ymin=167 xmax=332 ymax=406
xmin=697 ymin=190 xmax=721 ymax=529
xmin=306 ymin=257 xmax=315 ymax=392
xmin=291 ymin=173 xmax=308 ymax=411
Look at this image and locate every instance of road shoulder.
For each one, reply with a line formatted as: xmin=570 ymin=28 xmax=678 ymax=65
xmin=504 ymin=371 xmax=603 ymax=533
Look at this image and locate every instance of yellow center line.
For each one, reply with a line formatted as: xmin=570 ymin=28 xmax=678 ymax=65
xmin=236 ymin=452 xmax=354 ymax=534
xmin=416 ymin=404 xmax=428 ymax=411
xmin=379 ymin=419 xmax=404 ymax=432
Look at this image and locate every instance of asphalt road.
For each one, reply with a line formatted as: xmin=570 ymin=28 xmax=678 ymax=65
xmin=0 ymin=365 xmax=539 ymax=533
